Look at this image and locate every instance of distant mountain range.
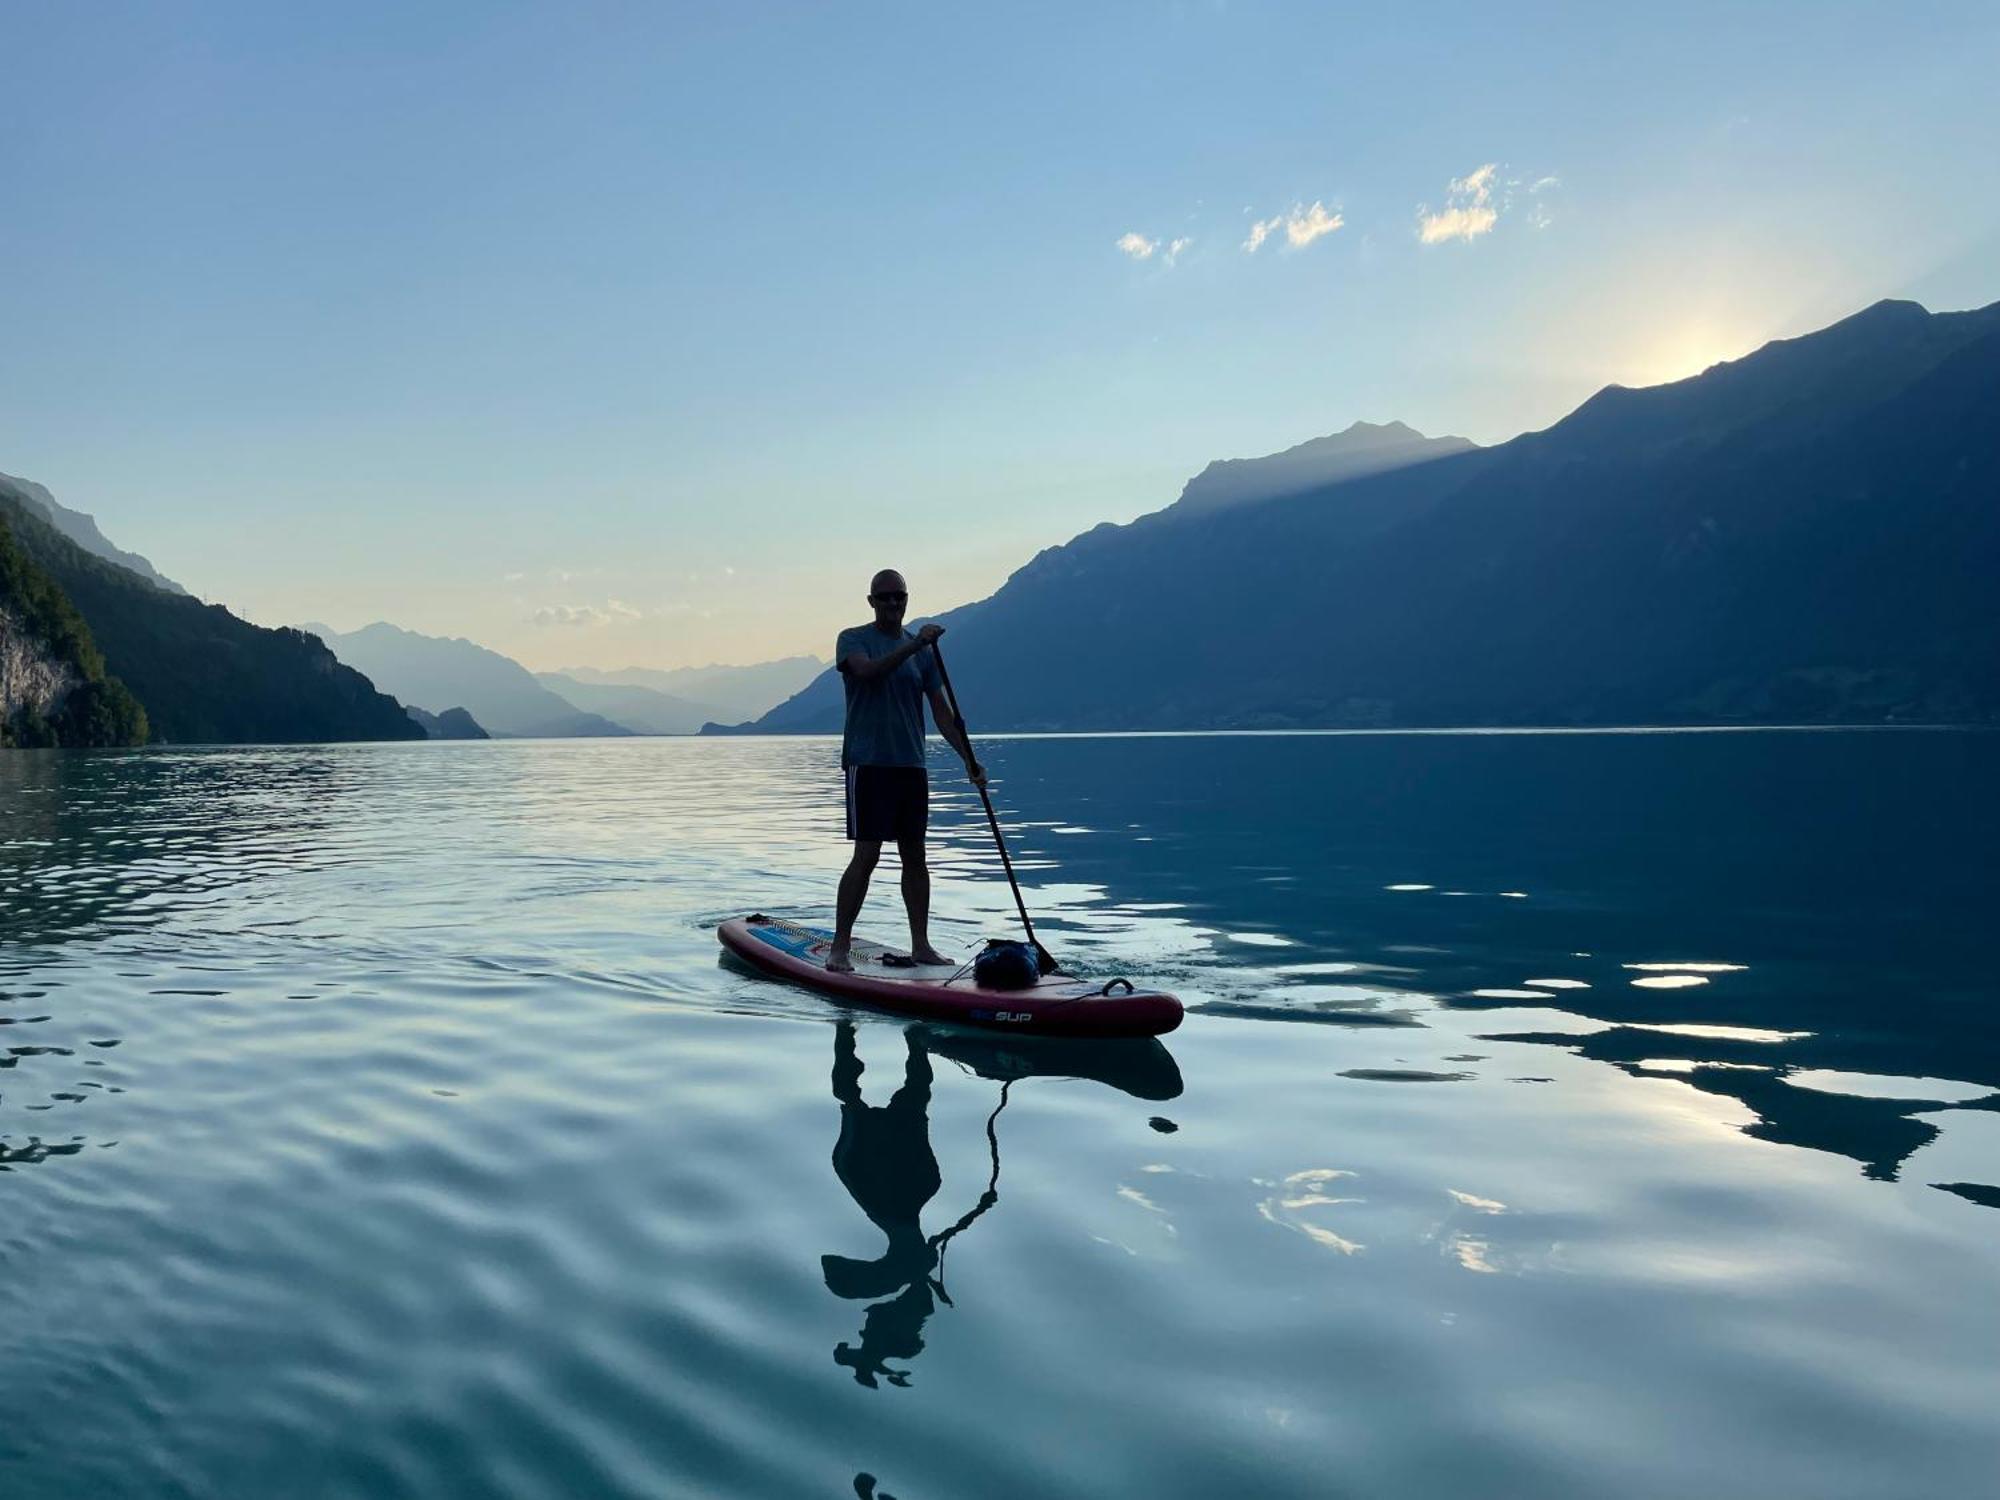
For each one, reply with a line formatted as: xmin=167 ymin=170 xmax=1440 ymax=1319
xmin=10 ymin=293 xmax=1997 ymax=751
xmin=531 ymin=672 xmax=717 ymax=735
xmin=722 ymin=297 xmax=2000 ymax=734
xmin=405 ymin=704 xmax=489 ymax=739
xmin=301 ymin=622 xmax=815 ymax=737
xmin=302 ymin=622 xmax=633 ymax=738
xmin=555 ymin=657 xmax=824 ymax=725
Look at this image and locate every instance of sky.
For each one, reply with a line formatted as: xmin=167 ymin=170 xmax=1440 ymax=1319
xmin=3 ymin=1 xmax=1997 ymax=670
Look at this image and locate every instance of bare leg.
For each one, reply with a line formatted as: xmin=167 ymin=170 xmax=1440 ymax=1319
xmin=829 ymin=842 xmax=881 ymax=971
xmin=898 ymin=837 xmax=948 ymax=965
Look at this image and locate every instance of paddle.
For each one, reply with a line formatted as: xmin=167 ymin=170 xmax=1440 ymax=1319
xmin=927 ymin=641 xmax=1060 ymax=976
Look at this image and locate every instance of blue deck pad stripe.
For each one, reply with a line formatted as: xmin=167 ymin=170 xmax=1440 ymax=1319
xmin=748 ymin=923 xmax=831 ymax=959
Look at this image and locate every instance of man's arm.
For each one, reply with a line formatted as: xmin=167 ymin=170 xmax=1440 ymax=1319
xmin=842 ymin=623 xmax=943 ymax=682
xmin=927 ymin=685 xmax=985 ymax=787
xmin=832 ymin=1020 xmax=864 ymax=1106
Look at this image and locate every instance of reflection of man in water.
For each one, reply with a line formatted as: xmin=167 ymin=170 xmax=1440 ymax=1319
xmin=824 ymin=1021 xmax=997 ymax=1389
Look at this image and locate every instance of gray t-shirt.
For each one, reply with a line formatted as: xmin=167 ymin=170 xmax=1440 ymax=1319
xmin=836 ymin=624 xmax=941 ymax=768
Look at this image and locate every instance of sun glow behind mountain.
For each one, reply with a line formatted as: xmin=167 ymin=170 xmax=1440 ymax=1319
xmin=1625 ymin=320 xmax=1765 ymax=388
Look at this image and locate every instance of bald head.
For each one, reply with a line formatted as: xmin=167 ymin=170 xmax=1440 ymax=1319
xmin=866 ymin=569 xmax=909 ymax=628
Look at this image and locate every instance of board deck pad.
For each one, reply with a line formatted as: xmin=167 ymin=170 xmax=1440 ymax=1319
xmin=717 ymin=914 xmax=1183 ymax=1038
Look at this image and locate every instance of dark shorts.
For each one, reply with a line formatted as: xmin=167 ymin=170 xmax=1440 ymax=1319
xmin=844 ymin=765 xmax=929 ymax=843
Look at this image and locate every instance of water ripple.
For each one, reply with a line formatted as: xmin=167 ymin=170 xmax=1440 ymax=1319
xmin=3 ymin=732 xmax=1998 ymax=1498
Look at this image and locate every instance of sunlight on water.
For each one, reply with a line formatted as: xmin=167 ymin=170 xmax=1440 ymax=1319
xmin=2 ymin=730 xmax=1998 ymax=1499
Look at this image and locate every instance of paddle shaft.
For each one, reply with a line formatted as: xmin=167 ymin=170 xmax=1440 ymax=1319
xmin=928 ymin=642 xmax=1056 ymax=971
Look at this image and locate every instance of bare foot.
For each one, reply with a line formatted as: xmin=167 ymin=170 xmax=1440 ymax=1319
xmin=911 ymin=944 xmax=949 ymax=966
xmin=826 ymin=944 xmax=854 ymax=973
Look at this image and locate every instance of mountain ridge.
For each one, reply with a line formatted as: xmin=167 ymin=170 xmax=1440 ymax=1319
xmin=1160 ymin=419 xmax=1478 ymax=523
xmin=0 ymin=472 xmax=188 ymax=596
xmin=533 ymin=671 xmax=717 ymax=735
xmin=556 ymin=657 xmax=826 ymax=724
xmin=720 ymin=295 xmax=2000 ymax=736
xmin=308 ymin=621 xmax=634 ymax=738
xmin=2 ymin=489 xmax=418 ymax=745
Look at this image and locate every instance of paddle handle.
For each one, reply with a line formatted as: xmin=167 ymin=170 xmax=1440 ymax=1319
xmin=928 ymin=642 xmax=1057 ymax=973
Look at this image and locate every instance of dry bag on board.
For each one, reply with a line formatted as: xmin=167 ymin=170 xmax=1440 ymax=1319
xmin=972 ymin=939 xmax=1041 ymax=991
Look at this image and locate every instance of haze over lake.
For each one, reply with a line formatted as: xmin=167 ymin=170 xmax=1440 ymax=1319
xmin=4 ymin=730 xmax=1996 ymax=1499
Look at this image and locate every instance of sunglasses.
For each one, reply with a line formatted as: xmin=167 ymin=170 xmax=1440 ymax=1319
xmin=870 ymin=591 xmax=908 ymax=604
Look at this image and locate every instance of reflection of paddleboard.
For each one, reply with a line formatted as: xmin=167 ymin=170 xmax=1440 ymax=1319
xmin=718 ymin=914 xmax=1183 ymax=1038
xmin=916 ymin=1025 xmax=1183 ymax=1100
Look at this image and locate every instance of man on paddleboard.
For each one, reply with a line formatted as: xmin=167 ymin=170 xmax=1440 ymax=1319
xmin=827 ymin=568 xmax=984 ymax=973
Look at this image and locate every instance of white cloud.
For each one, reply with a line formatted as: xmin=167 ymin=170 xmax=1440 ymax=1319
xmin=1164 ymin=236 xmax=1192 ymax=264
xmin=532 ymin=599 xmax=643 ymax=628
xmin=1116 ymin=231 xmax=1157 ymax=260
xmin=501 ymin=571 xmax=526 ymax=584
xmin=1418 ymin=203 xmax=1499 ymax=244
xmin=1524 ymin=174 xmax=1559 ymax=230
xmin=1450 ymin=163 xmax=1498 ymax=200
xmin=1242 ymin=215 xmax=1283 ymax=252
xmin=1285 ymin=200 xmax=1344 ymax=248
xmin=1243 ymin=201 xmax=1345 ymax=253
xmin=534 ymin=605 xmax=603 ymax=627
xmin=1418 ymin=162 xmax=1502 ymax=244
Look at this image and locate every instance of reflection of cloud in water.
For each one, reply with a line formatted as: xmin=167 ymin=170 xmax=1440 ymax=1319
xmin=1116 ymin=1184 xmax=1173 ymax=1222
xmin=1632 ymin=975 xmax=1709 ymax=989
xmin=1282 ymin=983 xmax=1430 ymax=1008
xmin=1784 ymin=1070 xmax=1996 ymax=1104
xmin=1498 ymin=1019 xmax=1984 ymax=1186
xmin=1625 ymin=962 xmax=1748 ymax=973
xmin=1448 ymin=1235 xmax=1499 ymax=1273
xmin=1523 ymin=978 xmax=1591 ymax=990
xmin=1258 ymin=1169 xmax=1363 ymax=1255
xmin=1625 ymin=1022 xmax=1810 ymax=1044
xmin=1274 ymin=961 xmax=1419 ymax=978
xmin=1902 ymin=1110 xmax=2000 ymax=1206
xmin=1426 ymin=1188 xmax=1533 ymax=1276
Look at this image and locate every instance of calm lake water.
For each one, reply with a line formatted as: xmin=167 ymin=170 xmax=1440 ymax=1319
xmin=2 ymin=730 xmax=1997 ymax=1499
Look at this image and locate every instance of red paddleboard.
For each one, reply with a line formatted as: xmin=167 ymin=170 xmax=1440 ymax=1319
xmin=717 ymin=914 xmax=1183 ymax=1038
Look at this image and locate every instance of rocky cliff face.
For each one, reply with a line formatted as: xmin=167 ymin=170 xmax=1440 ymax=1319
xmin=0 ymin=603 xmax=82 ymax=727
